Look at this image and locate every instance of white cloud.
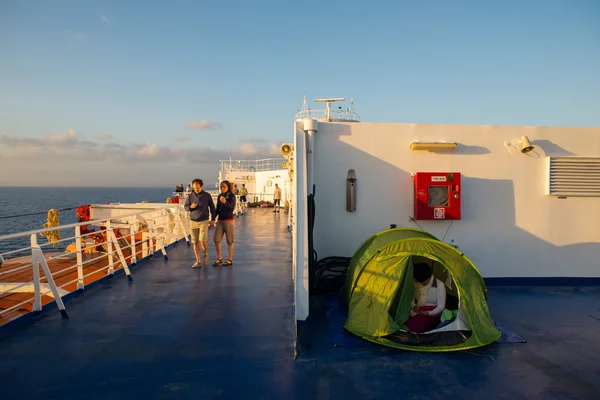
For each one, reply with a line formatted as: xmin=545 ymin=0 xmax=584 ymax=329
xmin=0 ymin=131 xmax=287 ymax=186
xmin=185 ymin=120 xmax=221 ymax=130
xmin=97 ymin=133 xmax=116 ymax=141
xmin=0 ymin=130 xmax=281 ymax=166
xmin=239 ymin=137 xmax=269 ymax=144
xmin=100 ymin=15 xmax=111 ymax=25
xmin=138 ymin=144 xmax=162 ymax=156
xmin=174 ymin=135 xmax=190 ymax=142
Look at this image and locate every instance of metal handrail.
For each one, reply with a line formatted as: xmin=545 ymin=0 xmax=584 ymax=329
xmin=0 ymin=209 xmax=165 ymax=241
xmin=294 ymin=108 xmax=360 ymax=122
xmin=0 ymin=204 xmax=191 ymax=321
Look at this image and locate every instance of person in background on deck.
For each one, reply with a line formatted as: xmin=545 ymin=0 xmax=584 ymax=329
xmin=184 ymin=178 xmax=215 ymax=268
xmin=232 ymin=184 xmax=240 ymax=217
xmin=213 ymin=180 xmax=236 ymax=267
xmin=239 ymin=183 xmax=248 ymax=215
xmin=405 ymin=262 xmax=446 ymax=333
xmin=273 ymin=183 xmax=282 ymax=213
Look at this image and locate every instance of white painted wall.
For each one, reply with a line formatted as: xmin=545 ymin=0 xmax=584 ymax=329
xmin=293 ymin=121 xmax=309 ymax=321
xmin=220 ymin=169 xmax=289 ymax=204
xmin=299 ymin=121 xmax=600 ymax=278
xmin=255 ymin=169 xmax=290 ymax=204
xmin=220 ymin=172 xmax=257 ymax=196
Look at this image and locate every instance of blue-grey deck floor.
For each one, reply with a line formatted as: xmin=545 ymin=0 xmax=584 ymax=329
xmin=1 ymin=211 xmax=599 ymax=400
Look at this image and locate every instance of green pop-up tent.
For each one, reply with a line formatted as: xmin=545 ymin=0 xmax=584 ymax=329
xmin=342 ymin=228 xmax=501 ymax=352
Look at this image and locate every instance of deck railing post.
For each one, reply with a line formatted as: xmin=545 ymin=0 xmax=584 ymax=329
xmin=106 ymin=220 xmax=115 ymax=275
xmin=31 ymin=234 xmax=68 ymax=318
xmin=75 ymin=225 xmax=84 ymax=291
xmin=130 ymin=217 xmax=137 ymax=264
xmin=30 ymin=234 xmax=42 ymax=312
xmin=148 ymin=220 xmax=156 ymax=254
xmin=142 ymin=232 xmax=149 ymax=258
xmin=108 ymin=228 xmax=133 ymax=281
xmin=176 ymin=211 xmax=190 ymax=246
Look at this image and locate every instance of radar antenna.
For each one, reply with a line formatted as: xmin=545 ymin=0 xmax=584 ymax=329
xmin=314 ymin=97 xmax=345 ymax=121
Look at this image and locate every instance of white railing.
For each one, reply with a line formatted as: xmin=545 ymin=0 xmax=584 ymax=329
xmin=172 ymin=191 xmax=286 ymax=205
xmin=219 ymin=158 xmax=287 ymax=173
xmin=0 ymin=205 xmax=190 ymax=322
xmin=295 ymin=108 xmax=360 ymax=122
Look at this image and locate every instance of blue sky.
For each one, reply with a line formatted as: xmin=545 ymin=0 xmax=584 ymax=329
xmin=1 ymin=0 xmax=599 ymax=186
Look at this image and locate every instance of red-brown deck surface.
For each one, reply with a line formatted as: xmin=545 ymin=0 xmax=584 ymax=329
xmin=0 ymin=238 xmax=150 ymax=326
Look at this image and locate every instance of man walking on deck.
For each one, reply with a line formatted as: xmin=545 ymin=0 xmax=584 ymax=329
xmin=184 ymin=179 xmax=216 ymax=268
xmin=273 ymin=183 xmax=282 ymax=212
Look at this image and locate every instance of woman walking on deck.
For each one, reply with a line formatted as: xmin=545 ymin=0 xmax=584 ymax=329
xmin=213 ymin=180 xmax=236 ymax=266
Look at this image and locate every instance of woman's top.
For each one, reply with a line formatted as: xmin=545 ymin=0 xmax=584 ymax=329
xmin=215 ymin=191 xmax=236 ymax=220
xmin=411 ymin=278 xmax=446 ymax=316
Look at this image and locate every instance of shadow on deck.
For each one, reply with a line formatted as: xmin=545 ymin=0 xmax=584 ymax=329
xmin=1 ymin=210 xmax=600 ymax=399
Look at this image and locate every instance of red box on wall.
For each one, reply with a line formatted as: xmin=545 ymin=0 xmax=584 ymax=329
xmin=414 ymin=172 xmax=461 ymax=220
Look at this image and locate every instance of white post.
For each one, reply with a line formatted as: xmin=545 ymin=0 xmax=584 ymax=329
xmin=130 ymin=218 xmax=137 ymax=264
xmin=30 ymin=234 xmax=42 ymax=312
xmin=176 ymin=212 xmax=190 ymax=245
xmin=148 ymin=220 xmax=156 ymax=254
xmin=142 ymin=232 xmax=149 ymax=258
xmin=106 ymin=220 xmax=115 ymax=275
xmin=31 ymin=235 xmax=68 ymax=318
xmin=75 ymin=226 xmax=84 ymax=291
xmin=109 ymin=229 xmax=133 ymax=281
xmin=294 ymin=121 xmax=310 ymax=321
xmin=148 ymin=220 xmax=167 ymax=259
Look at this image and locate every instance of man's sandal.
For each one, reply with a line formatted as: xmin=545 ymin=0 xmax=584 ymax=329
xmin=212 ymin=259 xmax=222 ymax=267
xmin=223 ymin=259 xmax=233 ymax=266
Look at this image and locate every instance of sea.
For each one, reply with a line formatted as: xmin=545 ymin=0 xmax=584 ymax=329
xmin=0 ymin=186 xmax=173 ymax=257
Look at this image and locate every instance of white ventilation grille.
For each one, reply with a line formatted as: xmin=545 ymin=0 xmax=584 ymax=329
xmin=546 ymin=157 xmax=600 ymax=197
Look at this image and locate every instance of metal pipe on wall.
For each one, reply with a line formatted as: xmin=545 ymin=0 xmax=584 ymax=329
xmin=303 ymin=119 xmax=318 ymax=196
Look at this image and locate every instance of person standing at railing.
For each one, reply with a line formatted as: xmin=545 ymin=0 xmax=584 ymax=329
xmin=213 ymin=180 xmax=236 ymax=267
xmin=184 ymin=179 xmax=216 ymax=268
xmin=239 ymin=184 xmax=248 ymax=215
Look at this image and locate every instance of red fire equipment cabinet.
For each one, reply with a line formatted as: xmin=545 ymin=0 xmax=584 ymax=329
xmin=414 ymin=172 xmax=461 ymax=220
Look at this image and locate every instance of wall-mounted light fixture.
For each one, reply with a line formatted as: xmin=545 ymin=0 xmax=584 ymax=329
xmin=504 ymin=136 xmax=536 ymax=154
xmin=410 ymin=141 xmax=457 ymax=151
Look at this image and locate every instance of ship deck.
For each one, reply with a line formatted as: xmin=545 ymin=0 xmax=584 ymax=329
xmin=0 ymin=244 xmax=143 ymax=324
xmin=1 ymin=212 xmax=599 ymax=399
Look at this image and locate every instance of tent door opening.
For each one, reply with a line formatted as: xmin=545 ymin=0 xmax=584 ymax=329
xmin=384 ymin=255 xmax=472 ymax=347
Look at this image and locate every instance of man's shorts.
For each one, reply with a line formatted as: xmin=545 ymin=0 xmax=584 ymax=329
xmin=214 ymin=219 xmax=235 ymax=245
xmin=190 ymin=220 xmax=209 ymax=243
xmin=274 ymin=199 xmax=281 ymax=206
xmin=240 ymin=195 xmax=247 ymax=203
